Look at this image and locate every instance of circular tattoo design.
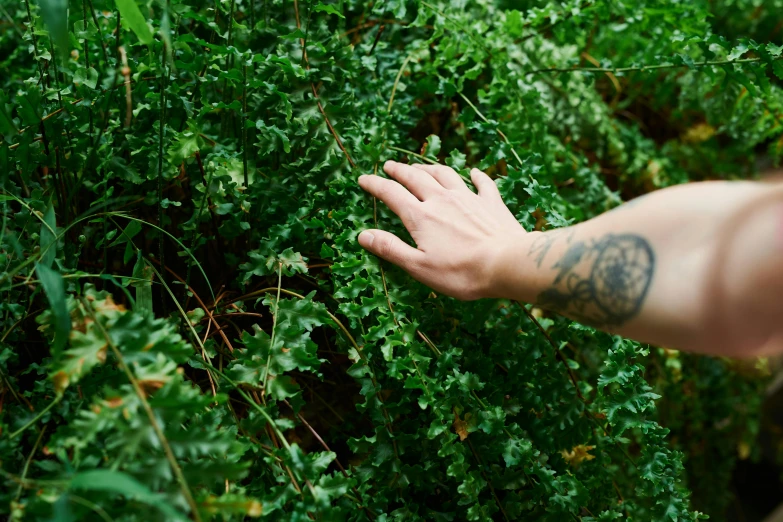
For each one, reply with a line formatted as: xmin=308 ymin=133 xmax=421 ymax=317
xmin=589 ymin=234 xmax=655 ymax=324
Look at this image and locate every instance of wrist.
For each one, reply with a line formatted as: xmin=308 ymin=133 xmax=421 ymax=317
xmin=483 ymin=230 xmax=541 ymax=300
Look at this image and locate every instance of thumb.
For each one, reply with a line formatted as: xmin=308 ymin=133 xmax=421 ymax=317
xmin=358 ymin=229 xmax=424 ymax=270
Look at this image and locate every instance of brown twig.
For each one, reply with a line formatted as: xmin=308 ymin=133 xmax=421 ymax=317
xmin=368 ymin=24 xmax=385 ymax=55
xmin=154 ymin=259 xmax=234 ymax=354
xmin=118 ymin=46 xmax=133 ymax=127
xmin=338 ymin=18 xmax=410 ymax=38
xmin=208 ymin=312 xmax=264 ymax=320
xmin=144 ymin=260 xmax=218 ymax=397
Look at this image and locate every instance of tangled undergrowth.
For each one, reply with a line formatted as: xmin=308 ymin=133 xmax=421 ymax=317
xmin=1 ymin=0 xmax=781 ymax=519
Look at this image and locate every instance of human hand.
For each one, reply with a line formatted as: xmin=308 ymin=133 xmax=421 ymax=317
xmin=357 ymin=160 xmax=527 ymax=300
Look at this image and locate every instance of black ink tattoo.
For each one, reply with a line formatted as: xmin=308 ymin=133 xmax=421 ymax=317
xmin=527 ymin=229 xmax=574 ymax=268
xmin=536 ymin=234 xmax=655 ymax=328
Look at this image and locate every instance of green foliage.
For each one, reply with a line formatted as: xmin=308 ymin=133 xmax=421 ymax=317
xmin=0 ymin=0 xmax=775 ymax=520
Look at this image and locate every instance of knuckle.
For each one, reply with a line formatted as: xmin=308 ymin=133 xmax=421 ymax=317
xmin=389 ymin=165 xmax=406 ymax=180
xmin=439 ymin=190 xmax=458 ymax=204
xmin=416 ymin=204 xmax=435 ymax=220
xmin=376 ymin=236 xmax=397 ymax=258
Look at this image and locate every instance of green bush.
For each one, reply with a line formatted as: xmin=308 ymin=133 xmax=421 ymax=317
xmin=0 ymin=0 xmax=778 ymax=519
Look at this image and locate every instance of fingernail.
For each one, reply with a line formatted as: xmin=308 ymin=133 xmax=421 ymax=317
xmin=358 ymin=231 xmax=375 ymax=248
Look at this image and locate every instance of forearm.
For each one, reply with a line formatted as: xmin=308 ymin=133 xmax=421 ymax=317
xmin=357 ymin=161 xmax=783 ymax=356
xmin=489 ymin=181 xmax=783 ymax=356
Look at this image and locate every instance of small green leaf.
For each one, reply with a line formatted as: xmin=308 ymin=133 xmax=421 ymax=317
xmin=773 ymin=60 xmax=783 ymax=80
xmin=423 ymin=134 xmax=441 ymax=159
xmin=446 ymin=149 xmax=467 ymax=170
xmin=313 ymin=3 xmax=344 ymax=18
xmin=727 ymin=43 xmax=748 ymax=61
xmin=267 ymin=374 xmax=300 ymax=400
xmin=74 ymin=67 xmax=99 ymax=89
xmin=320 ymin=243 xmax=335 ymax=258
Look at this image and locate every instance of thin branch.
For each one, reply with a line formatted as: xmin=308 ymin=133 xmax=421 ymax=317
xmin=261 ymin=263 xmax=283 ymax=403
xmin=526 ymin=55 xmax=774 ymax=76
xmin=387 ymin=53 xmax=414 ymax=113
xmin=84 ymin=0 xmax=109 ymax=64
xmin=14 ymin=426 xmax=47 ymax=502
xmin=466 ymin=437 xmax=511 ymax=522
xmin=152 ymin=257 xmax=233 ymax=354
xmin=118 ymin=46 xmax=133 ymax=127
xmin=8 ymin=394 xmax=62 ymax=440
xmin=339 ymin=18 xmax=410 ymax=38
xmin=142 ymin=260 xmax=219 ymax=399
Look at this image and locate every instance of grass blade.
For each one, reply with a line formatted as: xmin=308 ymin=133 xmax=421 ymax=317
xmin=40 ymin=200 xmax=56 ymax=268
xmin=115 ymin=0 xmax=154 ymax=45
xmin=34 ymin=263 xmax=69 ymax=355
xmin=38 ymin=0 xmax=68 ymax=60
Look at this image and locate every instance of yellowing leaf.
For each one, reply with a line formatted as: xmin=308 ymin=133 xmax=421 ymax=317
xmin=453 ymin=411 xmax=472 ymax=441
xmin=247 ymin=500 xmax=263 ymax=517
xmin=682 ymin=122 xmax=715 ymax=144
xmin=738 ymin=441 xmax=751 ymax=460
xmin=52 ymin=371 xmax=69 ymax=393
xmin=561 ymin=445 xmax=595 ymax=467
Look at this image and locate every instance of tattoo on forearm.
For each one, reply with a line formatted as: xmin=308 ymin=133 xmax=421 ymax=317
xmin=528 ymin=229 xmax=574 ymax=268
xmin=535 ymin=234 xmax=655 ymax=327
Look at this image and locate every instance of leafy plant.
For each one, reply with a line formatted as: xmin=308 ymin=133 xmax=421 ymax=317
xmin=0 ymin=0 xmax=777 ymax=520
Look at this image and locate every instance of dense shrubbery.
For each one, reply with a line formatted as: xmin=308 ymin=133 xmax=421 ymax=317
xmin=1 ymin=0 xmax=781 ymax=519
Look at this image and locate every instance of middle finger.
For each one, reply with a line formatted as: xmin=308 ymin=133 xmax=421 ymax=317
xmin=384 ymin=160 xmax=444 ymax=201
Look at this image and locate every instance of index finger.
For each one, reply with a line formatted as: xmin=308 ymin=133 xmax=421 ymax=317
xmin=358 ymin=175 xmax=420 ymax=223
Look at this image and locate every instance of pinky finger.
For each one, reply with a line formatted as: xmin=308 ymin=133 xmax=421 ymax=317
xmin=471 ymin=168 xmax=502 ymax=201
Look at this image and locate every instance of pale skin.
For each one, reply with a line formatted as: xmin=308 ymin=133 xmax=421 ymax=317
xmin=357 ymin=161 xmax=783 ymax=358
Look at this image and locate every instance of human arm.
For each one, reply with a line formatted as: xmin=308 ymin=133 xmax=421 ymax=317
xmin=357 ymin=161 xmax=783 ymax=357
